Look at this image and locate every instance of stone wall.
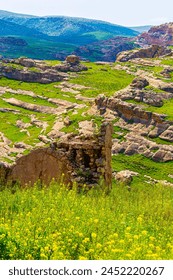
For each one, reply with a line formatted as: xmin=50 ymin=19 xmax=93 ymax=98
xmin=1 ymin=122 xmax=113 ymax=188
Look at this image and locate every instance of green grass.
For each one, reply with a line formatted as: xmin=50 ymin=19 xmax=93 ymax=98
xmin=0 ymin=181 xmax=173 ymax=260
xmin=70 ymin=63 xmax=134 ymax=97
xmin=61 ymin=108 xmax=103 ymax=134
xmin=147 ymin=136 xmax=173 ymax=146
xmin=147 ymin=99 xmax=173 ymax=121
xmin=112 ymin=154 xmax=173 ymax=184
xmin=125 ymin=97 xmax=173 ymax=121
xmin=2 ymin=92 xmax=57 ymax=108
xmin=161 ymin=58 xmax=173 ymax=66
xmin=0 ymin=111 xmax=42 ymax=144
xmin=0 ymin=77 xmax=84 ymax=104
xmin=112 ymin=126 xmax=129 ymax=141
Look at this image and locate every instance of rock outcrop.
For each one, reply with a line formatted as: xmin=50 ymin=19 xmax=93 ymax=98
xmin=54 ymin=55 xmax=88 ymax=72
xmin=95 ymin=95 xmax=170 ymax=126
xmin=136 ymin=22 xmax=173 ymax=47
xmin=0 ymin=55 xmax=88 ymax=84
xmin=116 ymin=45 xmax=172 ymax=62
xmin=0 ymin=63 xmax=67 ymax=84
xmin=1 ymin=122 xmax=113 ymax=188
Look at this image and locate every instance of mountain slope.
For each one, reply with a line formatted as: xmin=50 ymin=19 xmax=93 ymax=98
xmin=0 ymin=10 xmax=139 ymax=45
xmin=74 ymin=36 xmax=139 ymax=62
xmin=136 ymin=22 xmax=173 ymax=46
xmin=0 ymin=18 xmax=47 ymax=38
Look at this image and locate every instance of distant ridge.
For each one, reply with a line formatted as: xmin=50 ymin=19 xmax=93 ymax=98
xmin=0 ymin=10 xmax=139 ymax=45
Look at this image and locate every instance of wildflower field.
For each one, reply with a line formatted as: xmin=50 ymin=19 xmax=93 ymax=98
xmin=0 ymin=181 xmax=173 ymax=260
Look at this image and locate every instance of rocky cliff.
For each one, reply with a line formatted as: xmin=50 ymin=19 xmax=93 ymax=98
xmin=116 ymin=45 xmax=172 ymax=62
xmin=136 ymin=22 xmax=173 ymax=47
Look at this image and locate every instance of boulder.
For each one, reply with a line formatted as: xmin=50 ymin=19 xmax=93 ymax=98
xmin=159 ymin=126 xmax=173 ymax=142
xmin=65 ymin=55 xmax=80 ymax=65
xmin=131 ymin=77 xmax=149 ymax=89
xmin=115 ymin=170 xmax=138 ymax=185
xmin=17 ymin=57 xmax=36 ymax=67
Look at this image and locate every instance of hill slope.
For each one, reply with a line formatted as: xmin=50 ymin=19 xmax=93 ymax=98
xmin=0 ymin=18 xmax=47 ymax=38
xmin=0 ymin=10 xmax=139 ymax=45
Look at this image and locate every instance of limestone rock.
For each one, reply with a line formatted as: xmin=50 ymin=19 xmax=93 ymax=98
xmin=65 ymin=55 xmax=80 ymax=65
xmin=14 ymin=142 xmax=28 ymax=149
xmin=0 ymin=63 xmax=67 ymax=84
xmin=17 ymin=57 xmax=36 ymax=67
xmin=131 ymin=77 xmax=149 ymax=89
xmin=116 ymin=45 xmax=171 ymax=62
xmin=64 ymin=117 xmax=72 ymax=126
xmin=159 ymin=127 xmax=173 ymax=142
xmin=115 ymin=170 xmax=138 ymax=185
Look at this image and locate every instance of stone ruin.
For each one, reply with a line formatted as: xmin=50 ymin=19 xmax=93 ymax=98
xmin=0 ymin=122 xmax=113 ymax=189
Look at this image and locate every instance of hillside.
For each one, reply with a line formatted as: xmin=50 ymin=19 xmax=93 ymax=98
xmin=74 ymin=36 xmax=139 ymax=62
xmin=0 ymin=18 xmax=48 ymax=38
xmin=130 ymin=25 xmax=152 ymax=33
xmin=0 ymin=50 xmax=173 ymax=260
xmin=0 ymin=49 xmax=173 ymax=186
xmin=137 ymin=22 xmax=173 ymax=46
xmin=0 ymin=10 xmax=140 ymax=61
xmin=0 ymin=10 xmax=138 ymax=44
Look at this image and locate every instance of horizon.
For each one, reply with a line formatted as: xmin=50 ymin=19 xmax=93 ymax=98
xmin=0 ymin=9 xmax=156 ymax=28
xmin=0 ymin=0 xmax=172 ymax=27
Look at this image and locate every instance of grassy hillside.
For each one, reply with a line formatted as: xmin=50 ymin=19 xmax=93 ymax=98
xmin=0 ymin=10 xmax=139 ymax=60
xmin=0 ymin=10 xmax=138 ymax=44
xmin=1 ymin=55 xmax=173 ymax=260
xmin=0 ymin=61 xmax=133 ymax=162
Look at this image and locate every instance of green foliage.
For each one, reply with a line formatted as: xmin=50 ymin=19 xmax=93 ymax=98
xmin=147 ymin=99 xmax=173 ymax=121
xmin=0 ymin=181 xmax=173 ymax=260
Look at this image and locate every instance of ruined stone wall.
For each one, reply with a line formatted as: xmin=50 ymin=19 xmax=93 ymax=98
xmin=1 ymin=122 xmax=113 ymax=188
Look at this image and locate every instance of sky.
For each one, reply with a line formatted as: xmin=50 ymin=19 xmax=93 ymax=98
xmin=0 ymin=0 xmax=172 ymax=27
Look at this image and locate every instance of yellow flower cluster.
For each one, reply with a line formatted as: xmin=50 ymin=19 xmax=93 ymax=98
xmin=0 ymin=183 xmax=173 ymax=260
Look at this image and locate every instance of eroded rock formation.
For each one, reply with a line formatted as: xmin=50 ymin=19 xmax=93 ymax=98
xmin=0 ymin=55 xmax=88 ymax=83
xmin=137 ymin=23 xmax=173 ymax=47
xmin=116 ymin=45 xmax=172 ymax=62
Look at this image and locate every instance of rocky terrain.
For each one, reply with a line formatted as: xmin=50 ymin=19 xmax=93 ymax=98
xmin=137 ymin=22 xmax=173 ymax=47
xmin=116 ymin=45 xmax=172 ymax=62
xmin=74 ymin=37 xmax=139 ymax=62
xmin=0 ymin=49 xmax=173 ymax=187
